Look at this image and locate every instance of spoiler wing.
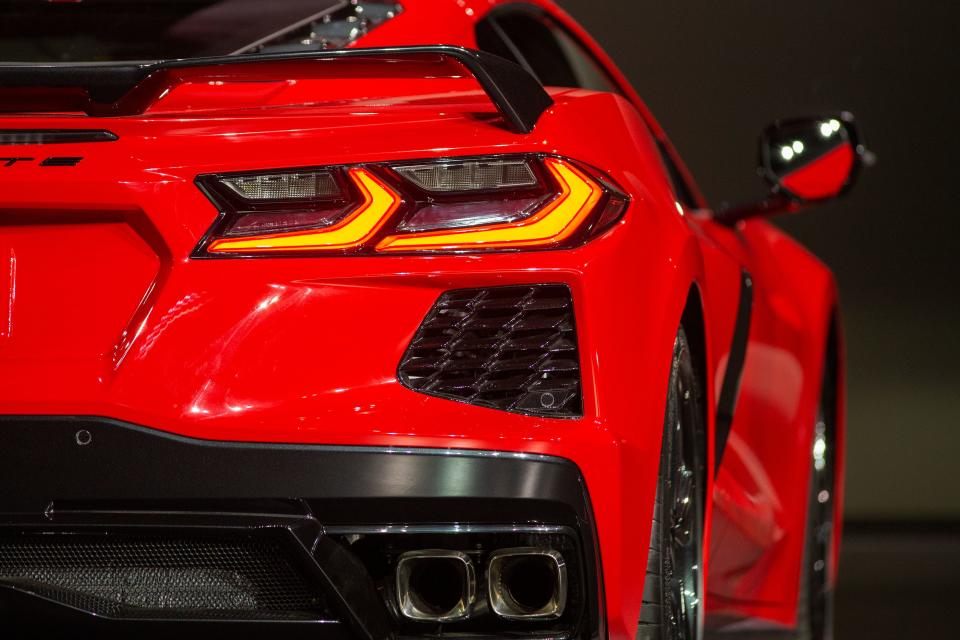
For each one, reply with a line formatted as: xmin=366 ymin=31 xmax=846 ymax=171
xmin=0 ymin=45 xmax=553 ymax=134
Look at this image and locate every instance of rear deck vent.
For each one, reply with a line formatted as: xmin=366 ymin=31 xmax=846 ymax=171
xmin=399 ymin=284 xmax=583 ymax=417
xmin=0 ymin=534 xmax=327 ymax=620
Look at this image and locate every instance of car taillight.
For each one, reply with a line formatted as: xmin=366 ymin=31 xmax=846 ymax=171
xmin=193 ymin=155 xmax=628 ymax=257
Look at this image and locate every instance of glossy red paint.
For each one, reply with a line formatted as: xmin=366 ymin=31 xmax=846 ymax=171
xmin=0 ymin=1 xmax=844 ymax=637
xmin=701 ymin=219 xmax=842 ymax=627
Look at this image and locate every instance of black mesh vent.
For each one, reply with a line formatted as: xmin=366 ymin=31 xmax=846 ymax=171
xmin=399 ymin=284 xmax=582 ymax=417
xmin=0 ymin=534 xmax=328 ymax=620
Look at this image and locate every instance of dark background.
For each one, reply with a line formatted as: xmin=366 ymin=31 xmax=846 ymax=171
xmin=556 ymin=0 xmax=960 ymax=636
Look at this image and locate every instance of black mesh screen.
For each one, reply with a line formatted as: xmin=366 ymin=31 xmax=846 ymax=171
xmin=0 ymin=534 xmax=328 ymax=620
xmin=398 ymin=284 xmax=582 ymax=417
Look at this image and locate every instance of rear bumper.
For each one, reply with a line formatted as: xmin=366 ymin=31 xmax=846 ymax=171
xmin=1 ymin=415 xmax=590 ymax=514
xmin=0 ymin=416 xmax=602 ymax=639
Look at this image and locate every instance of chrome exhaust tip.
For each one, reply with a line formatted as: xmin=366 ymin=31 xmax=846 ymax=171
xmin=395 ymin=550 xmax=476 ymax=621
xmin=487 ymin=548 xmax=567 ymax=619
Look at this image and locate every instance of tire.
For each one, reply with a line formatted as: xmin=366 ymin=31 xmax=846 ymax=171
xmin=796 ymin=363 xmax=837 ymax=640
xmin=637 ymin=327 xmax=706 ymax=640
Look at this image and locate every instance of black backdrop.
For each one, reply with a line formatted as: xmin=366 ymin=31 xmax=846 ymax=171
xmin=559 ymin=0 xmax=960 ymax=522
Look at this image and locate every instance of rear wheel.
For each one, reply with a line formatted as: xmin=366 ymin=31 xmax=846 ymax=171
xmin=638 ymin=327 xmax=706 ymax=640
xmin=796 ymin=364 xmax=837 ymax=640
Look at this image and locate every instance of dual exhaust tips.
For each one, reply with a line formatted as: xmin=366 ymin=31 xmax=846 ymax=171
xmin=396 ymin=548 xmax=567 ymax=622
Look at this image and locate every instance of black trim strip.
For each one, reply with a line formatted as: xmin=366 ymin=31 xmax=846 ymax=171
xmin=0 ymin=415 xmax=586 ymax=518
xmin=714 ymin=270 xmax=753 ymax=474
xmin=0 ymin=46 xmax=553 ymax=134
xmin=0 ymin=129 xmax=118 ymax=145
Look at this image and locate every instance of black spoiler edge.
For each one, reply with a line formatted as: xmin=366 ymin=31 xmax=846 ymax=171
xmin=0 ymin=45 xmax=554 ymax=134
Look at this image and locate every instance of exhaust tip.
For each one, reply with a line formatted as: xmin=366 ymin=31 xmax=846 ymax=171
xmin=487 ymin=548 xmax=567 ymax=619
xmin=396 ymin=550 xmax=476 ymax=621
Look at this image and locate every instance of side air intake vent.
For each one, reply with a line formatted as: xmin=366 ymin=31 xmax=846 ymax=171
xmin=0 ymin=534 xmax=328 ymax=621
xmin=398 ymin=284 xmax=582 ymax=417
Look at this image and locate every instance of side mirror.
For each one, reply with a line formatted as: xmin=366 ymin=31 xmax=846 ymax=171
xmin=716 ymin=113 xmax=869 ymax=224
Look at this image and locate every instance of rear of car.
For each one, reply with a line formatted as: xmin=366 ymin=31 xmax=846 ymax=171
xmin=0 ymin=1 xmax=670 ymax=638
xmin=0 ymin=2 xmax=852 ymax=639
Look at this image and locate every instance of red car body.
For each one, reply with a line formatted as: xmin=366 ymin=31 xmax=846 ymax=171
xmin=0 ymin=0 xmax=845 ymax=638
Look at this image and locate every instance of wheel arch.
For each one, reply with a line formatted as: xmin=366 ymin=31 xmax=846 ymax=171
xmin=681 ymin=282 xmax=711 ymax=496
xmin=681 ymin=284 xmax=708 ymax=403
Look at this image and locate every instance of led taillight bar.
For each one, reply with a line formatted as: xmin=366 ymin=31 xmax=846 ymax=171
xmin=193 ymin=155 xmax=628 ymax=257
xmin=376 ymin=160 xmax=602 ymax=252
xmin=206 ymin=169 xmax=401 ymax=254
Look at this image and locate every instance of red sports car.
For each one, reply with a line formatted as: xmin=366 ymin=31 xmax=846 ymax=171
xmin=0 ymin=1 xmax=863 ymax=639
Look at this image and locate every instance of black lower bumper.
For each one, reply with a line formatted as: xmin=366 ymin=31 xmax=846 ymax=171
xmin=0 ymin=416 xmax=601 ymax=640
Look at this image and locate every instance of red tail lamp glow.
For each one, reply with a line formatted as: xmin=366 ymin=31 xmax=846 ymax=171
xmin=195 ymin=156 xmax=627 ymax=257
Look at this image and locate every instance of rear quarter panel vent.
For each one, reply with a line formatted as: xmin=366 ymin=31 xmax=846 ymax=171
xmin=398 ymin=284 xmax=582 ymax=417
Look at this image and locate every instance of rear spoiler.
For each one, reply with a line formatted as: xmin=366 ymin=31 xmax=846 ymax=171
xmin=0 ymin=45 xmax=553 ymax=134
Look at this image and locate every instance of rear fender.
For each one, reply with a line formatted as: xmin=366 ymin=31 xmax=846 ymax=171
xmin=535 ymin=90 xmax=735 ymax=639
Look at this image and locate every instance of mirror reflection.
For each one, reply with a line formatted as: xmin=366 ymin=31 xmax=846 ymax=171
xmin=761 ymin=116 xmax=858 ymax=202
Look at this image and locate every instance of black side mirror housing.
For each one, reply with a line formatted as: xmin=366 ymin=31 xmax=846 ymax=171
xmin=716 ymin=112 xmax=869 ymax=224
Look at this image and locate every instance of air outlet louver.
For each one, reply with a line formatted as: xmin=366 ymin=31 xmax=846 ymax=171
xmin=0 ymin=534 xmax=327 ymax=620
xmin=398 ymin=284 xmax=582 ymax=417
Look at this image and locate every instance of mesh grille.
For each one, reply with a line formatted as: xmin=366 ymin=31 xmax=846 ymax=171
xmin=0 ymin=534 xmax=328 ymax=620
xmin=399 ymin=284 xmax=582 ymax=417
